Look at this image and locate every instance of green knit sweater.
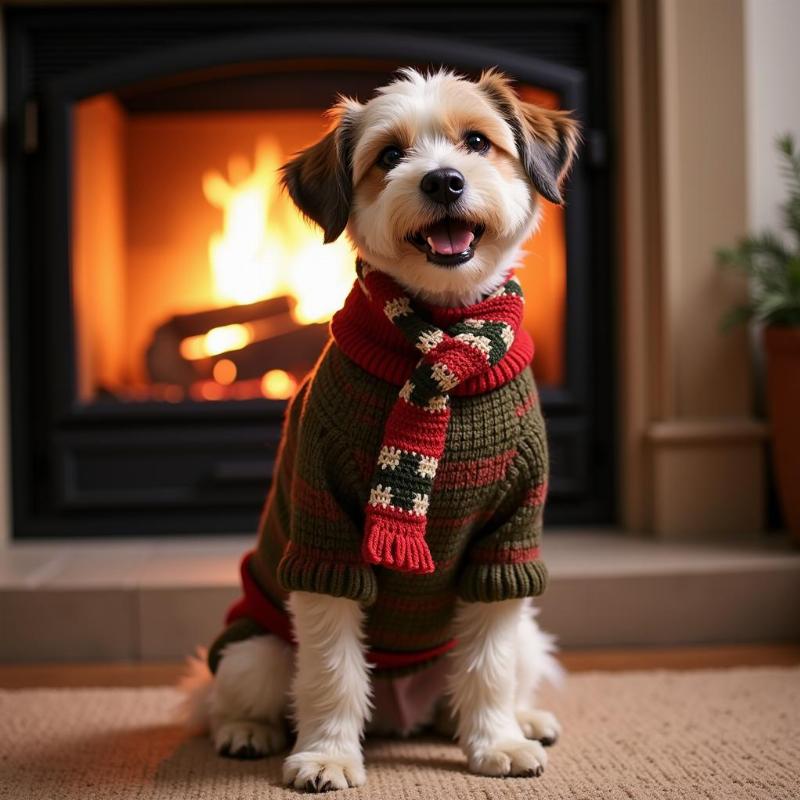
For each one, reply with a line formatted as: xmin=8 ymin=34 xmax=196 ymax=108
xmin=209 ymin=340 xmax=548 ymax=674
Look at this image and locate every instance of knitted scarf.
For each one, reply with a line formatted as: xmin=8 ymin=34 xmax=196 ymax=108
xmin=331 ymin=260 xmax=530 ymax=575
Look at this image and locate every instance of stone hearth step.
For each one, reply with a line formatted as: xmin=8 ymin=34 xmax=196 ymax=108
xmin=1 ymin=532 xmax=798 ymax=662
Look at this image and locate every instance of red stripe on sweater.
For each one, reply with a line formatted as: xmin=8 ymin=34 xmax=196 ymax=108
xmin=470 ymin=546 xmax=541 ymax=565
xmin=524 ymin=482 xmax=548 ymax=507
xmin=429 ymin=508 xmax=494 ymax=529
xmin=515 ymin=392 xmax=538 ymax=417
xmin=293 ymin=475 xmax=353 ymax=522
xmin=434 ymin=449 xmax=517 ymax=490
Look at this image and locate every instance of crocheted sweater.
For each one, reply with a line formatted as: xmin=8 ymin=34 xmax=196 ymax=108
xmin=208 ymin=339 xmax=549 ymax=675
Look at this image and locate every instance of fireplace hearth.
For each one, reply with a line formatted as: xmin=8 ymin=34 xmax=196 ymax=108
xmin=5 ymin=4 xmax=613 ymax=537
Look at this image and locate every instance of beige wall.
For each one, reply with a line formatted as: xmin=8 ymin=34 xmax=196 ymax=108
xmin=744 ymin=0 xmax=800 ymax=232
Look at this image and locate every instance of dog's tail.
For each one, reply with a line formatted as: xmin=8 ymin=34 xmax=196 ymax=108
xmin=175 ymin=647 xmax=214 ymax=734
xmin=534 ymin=621 xmax=567 ymax=689
xmin=525 ymin=602 xmax=567 ymax=690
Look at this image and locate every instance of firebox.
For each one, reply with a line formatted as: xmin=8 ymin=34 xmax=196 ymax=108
xmin=5 ymin=5 xmax=613 ymax=538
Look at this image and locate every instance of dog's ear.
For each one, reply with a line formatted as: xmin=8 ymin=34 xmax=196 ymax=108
xmin=281 ymin=100 xmax=362 ymax=243
xmin=478 ymin=69 xmax=580 ymax=205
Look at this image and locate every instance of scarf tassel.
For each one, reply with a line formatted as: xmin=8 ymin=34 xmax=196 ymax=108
xmin=363 ymin=517 xmax=435 ymax=575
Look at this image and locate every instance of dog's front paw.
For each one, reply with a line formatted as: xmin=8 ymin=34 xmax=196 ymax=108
xmin=214 ymin=719 xmax=287 ymax=759
xmin=516 ymin=708 xmax=562 ymax=746
xmin=468 ymin=739 xmax=547 ymax=778
xmin=283 ymin=750 xmax=366 ymax=792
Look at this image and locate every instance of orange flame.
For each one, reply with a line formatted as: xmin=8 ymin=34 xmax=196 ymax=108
xmin=201 ymin=138 xmax=355 ymax=325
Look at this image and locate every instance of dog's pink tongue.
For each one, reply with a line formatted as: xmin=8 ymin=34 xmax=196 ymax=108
xmin=426 ymin=220 xmax=475 ymax=255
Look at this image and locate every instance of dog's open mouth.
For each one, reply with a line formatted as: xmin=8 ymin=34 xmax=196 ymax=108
xmin=407 ymin=218 xmax=485 ymax=267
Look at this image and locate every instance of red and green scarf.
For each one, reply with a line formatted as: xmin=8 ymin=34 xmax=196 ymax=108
xmin=331 ymin=261 xmax=531 ymax=575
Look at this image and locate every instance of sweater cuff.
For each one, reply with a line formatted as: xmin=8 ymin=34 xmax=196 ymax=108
xmin=277 ymin=543 xmax=377 ymax=606
xmin=457 ymin=560 xmax=548 ymax=603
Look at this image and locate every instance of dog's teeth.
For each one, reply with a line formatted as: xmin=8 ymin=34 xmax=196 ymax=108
xmin=426 ymin=236 xmax=438 ymax=253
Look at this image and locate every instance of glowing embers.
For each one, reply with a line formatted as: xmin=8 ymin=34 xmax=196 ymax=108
xmin=147 ymin=295 xmax=326 ymax=402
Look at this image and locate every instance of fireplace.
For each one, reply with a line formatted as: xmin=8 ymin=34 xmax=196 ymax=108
xmin=5 ymin=5 xmax=613 ymax=537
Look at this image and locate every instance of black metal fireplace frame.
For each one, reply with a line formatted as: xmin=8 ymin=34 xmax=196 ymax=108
xmin=5 ymin=4 xmax=614 ymax=538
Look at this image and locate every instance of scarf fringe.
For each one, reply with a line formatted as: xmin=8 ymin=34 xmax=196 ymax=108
xmin=363 ymin=517 xmax=435 ymax=575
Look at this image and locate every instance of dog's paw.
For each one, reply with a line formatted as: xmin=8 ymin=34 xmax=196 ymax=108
xmin=214 ymin=719 xmax=286 ymax=759
xmin=516 ymin=708 xmax=562 ymax=746
xmin=283 ymin=750 xmax=366 ymax=792
xmin=468 ymin=739 xmax=547 ymax=778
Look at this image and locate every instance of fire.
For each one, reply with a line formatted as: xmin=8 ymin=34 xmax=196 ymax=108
xmin=202 ymin=138 xmax=355 ymax=325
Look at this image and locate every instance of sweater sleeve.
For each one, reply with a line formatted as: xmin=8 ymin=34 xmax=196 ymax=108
xmin=276 ymin=410 xmax=378 ymax=606
xmin=457 ymin=424 xmax=549 ymax=603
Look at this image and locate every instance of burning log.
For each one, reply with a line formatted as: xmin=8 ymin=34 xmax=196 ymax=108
xmin=220 ymin=323 xmax=328 ymax=381
xmin=146 ymin=296 xmax=328 ymax=389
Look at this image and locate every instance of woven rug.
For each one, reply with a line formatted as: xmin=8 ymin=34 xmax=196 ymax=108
xmin=1 ymin=667 xmax=798 ymax=799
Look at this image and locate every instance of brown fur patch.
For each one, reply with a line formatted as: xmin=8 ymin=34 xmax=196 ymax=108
xmin=486 ymin=144 xmax=522 ymax=184
xmin=352 ymin=119 xmax=418 ymax=186
xmin=358 ymin=164 xmax=387 ymax=206
xmin=281 ymin=103 xmax=359 ymax=243
xmin=438 ymin=108 xmax=518 ymax=158
xmin=477 ymin=68 xmax=580 ymax=204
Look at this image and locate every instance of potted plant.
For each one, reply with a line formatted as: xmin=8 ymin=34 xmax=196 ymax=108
xmin=718 ymin=134 xmax=800 ymax=542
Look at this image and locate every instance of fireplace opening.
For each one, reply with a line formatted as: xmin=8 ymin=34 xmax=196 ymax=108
xmin=72 ymin=85 xmax=567 ymax=409
xmin=6 ymin=6 xmax=612 ymax=537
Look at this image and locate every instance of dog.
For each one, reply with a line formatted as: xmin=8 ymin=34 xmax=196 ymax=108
xmin=181 ymin=67 xmax=579 ymax=791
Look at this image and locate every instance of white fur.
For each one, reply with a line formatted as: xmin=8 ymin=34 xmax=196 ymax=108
xmin=446 ymin=599 xmax=549 ymax=777
xmin=176 ymin=647 xmax=215 ymax=735
xmin=180 ymin=636 xmax=293 ymax=758
xmin=282 ymin=591 xmax=372 ymax=791
xmin=514 ymin=602 xmax=564 ymax=744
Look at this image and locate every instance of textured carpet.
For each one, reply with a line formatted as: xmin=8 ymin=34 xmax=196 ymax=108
xmin=1 ymin=667 xmax=799 ymax=799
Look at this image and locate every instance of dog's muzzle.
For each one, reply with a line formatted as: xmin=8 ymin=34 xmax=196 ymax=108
xmin=407 ymin=217 xmax=485 ymax=268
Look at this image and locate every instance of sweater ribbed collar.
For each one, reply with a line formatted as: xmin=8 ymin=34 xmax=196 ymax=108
xmin=330 ymin=262 xmax=534 ymax=395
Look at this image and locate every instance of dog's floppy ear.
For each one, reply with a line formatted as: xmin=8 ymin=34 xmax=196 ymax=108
xmin=281 ymin=99 xmax=362 ymax=243
xmin=478 ymin=69 xmax=580 ymax=205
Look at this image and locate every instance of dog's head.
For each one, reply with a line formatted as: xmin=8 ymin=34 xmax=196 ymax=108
xmin=282 ymin=68 xmax=580 ymax=305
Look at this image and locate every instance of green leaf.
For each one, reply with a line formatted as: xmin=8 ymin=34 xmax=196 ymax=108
xmin=718 ymin=133 xmax=800 ymax=327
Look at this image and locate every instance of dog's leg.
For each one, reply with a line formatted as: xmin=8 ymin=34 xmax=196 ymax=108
xmin=448 ymin=598 xmax=547 ymax=777
xmin=514 ymin=601 xmax=563 ymax=746
xmin=283 ymin=591 xmax=371 ymax=792
xmin=209 ymin=635 xmax=293 ymax=758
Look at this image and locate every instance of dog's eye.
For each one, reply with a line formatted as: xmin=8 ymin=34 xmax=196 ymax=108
xmin=465 ymin=132 xmax=490 ymax=154
xmin=378 ymin=146 xmax=404 ymax=170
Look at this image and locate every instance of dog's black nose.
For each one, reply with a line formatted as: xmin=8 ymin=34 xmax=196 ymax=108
xmin=420 ymin=168 xmax=464 ymax=205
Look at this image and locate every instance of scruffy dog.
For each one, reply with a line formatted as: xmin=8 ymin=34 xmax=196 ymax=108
xmin=183 ymin=67 xmax=579 ymax=791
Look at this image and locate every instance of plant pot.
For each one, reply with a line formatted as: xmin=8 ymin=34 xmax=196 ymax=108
xmin=763 ymin=325 xmax=800 ymax=542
